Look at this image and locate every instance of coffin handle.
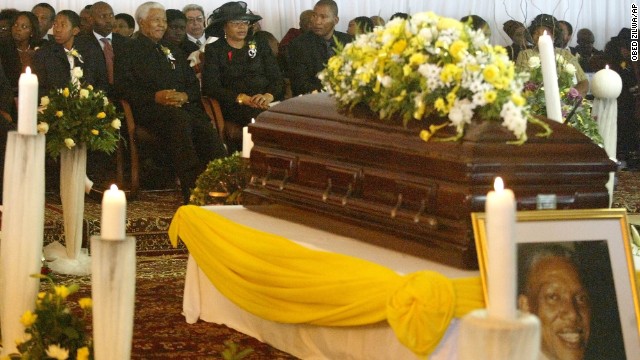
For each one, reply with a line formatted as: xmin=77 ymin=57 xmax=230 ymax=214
xmin=322 ymin=178 xmax=332 ymax=202
xmin=341 ymin=184 xmax=353 ymax=206
xmin=390 ymin=193 xmax=403 ymax=219
xmin=279 ymin=169 xmax=289 ymax=190
xmin=261 ymin=166 xmax=272 ymax=187
xmin=413 ymin=199 xmax=426 ymax=223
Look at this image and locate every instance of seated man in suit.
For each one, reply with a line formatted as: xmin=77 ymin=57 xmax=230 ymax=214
xmin=118 ymin=1 xmax=227 ymax=204
xmin=288 ymin=0 xmax=352 ymax=95
xmin=31 ymin=3 xmax=55 ymax=42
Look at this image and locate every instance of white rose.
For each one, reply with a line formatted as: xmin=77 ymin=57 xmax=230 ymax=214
xmin=71 ymin=67 xmax=83 ymax=79
xmin=79 ymin=89 xmax=89 ymax=98
xmin=564 ymin=63 xmax=576 ymax=75
xmin=111 ymin=119 xmax=121 ymax=129
xmin=64 ymin=138 xmax=76 ymax=149
xmin=103 ymin=97 xmax=109 ymax=106
xmin=528 ymin=56 xmax=541 ymax=69
xmin=37 ymin=122 xmax=49 ymax=134
xmin=40 ymin=96 xmax=50 ymax=107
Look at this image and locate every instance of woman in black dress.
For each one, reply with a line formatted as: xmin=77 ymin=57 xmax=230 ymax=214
xmin=202 ymin=1 xmax=284 ymax=153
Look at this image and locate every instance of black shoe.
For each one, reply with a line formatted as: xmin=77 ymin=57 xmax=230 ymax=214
xmin=86 ymin=187 xmax=104 ymax=202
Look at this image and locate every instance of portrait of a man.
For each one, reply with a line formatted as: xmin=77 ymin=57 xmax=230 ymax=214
xmin=517 ymin=242 xmax=625 ymax=360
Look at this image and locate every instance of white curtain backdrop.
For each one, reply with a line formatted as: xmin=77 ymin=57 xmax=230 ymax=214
xmin=3 ymin=0 xmax=633 ymax=50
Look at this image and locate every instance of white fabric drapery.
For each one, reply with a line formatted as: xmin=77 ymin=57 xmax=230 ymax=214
xmin=3 ymin=0 xmax=632 ymax=50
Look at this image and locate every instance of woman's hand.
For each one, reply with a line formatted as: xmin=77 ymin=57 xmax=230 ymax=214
xmin=249 ymin=93 xmax=274 ymax=109
xmin=155 ymin=89 xmax=188 ymax=107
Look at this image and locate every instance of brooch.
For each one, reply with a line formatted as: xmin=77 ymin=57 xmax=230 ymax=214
xmin=248 ymin=40 xmax=257 ymax=59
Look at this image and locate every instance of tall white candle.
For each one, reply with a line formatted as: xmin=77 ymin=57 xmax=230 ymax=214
xmin=18 ymin=67 xmax=38 ymax=135
xmin=485 ymin=177 xmax=517 ymax=320
xmin=101 ymin=184 xmax=127 ymax=240
xmin=538 ymin=31 xmax=563 ymax=123
xmin=242 ymin=118 xmax=255 ymax=158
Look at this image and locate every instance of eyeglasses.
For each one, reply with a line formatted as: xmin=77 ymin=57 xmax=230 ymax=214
xmin=228 ymin=20 xmax=250 ymax=27
xmin=187 ymin=16 xmax=204 ymax=24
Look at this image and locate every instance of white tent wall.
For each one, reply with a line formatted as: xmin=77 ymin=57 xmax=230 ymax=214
xmin=4 ymin=0 xmax=633 ymax=52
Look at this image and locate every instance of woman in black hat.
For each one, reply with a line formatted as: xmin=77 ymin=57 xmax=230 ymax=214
xmin=201 ymin=1 xmax=284 ymax=154
xmin=515 ymin=13 xmax=589 ymax=97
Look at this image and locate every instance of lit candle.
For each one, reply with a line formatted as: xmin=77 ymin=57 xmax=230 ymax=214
xmin=591 ymin=65 xmax=622 ymax=99
xmin=18 ymin=67 xmax=38 ymax=135
xmin=242 ymin=118 xmax=255 ymax=158
xmin=101 ymin=184 xmax=127 ymax=240
xmin=485 ymin=177 xmax=517 ymax=320
xmin=538 ymin=31 xmax=563 ymax=123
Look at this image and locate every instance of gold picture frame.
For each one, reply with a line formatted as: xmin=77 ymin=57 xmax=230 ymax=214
xmin=471 ymin=208 xmax=640 ymax=359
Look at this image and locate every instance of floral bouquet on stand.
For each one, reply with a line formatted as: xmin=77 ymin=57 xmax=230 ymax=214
xmin=9 ymin=275 xmax=93 ymax=360
xmin=522 ymin=54 xmax=603 ymax=146
xmin=319 ymin=12 xmax=551 ymax=144
xmin=37 ymin=67 xmax=121 ymax=158
xmin=190 ymin=152 xmax=251 ymax=206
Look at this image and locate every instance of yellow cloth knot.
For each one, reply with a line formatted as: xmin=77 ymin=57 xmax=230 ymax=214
xmin=387 ymin=271 xmax=456 ymax=357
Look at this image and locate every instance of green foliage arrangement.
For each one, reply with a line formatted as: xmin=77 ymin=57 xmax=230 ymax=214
xmin=190 ymin=152 xmax=251 ymax=206
xmin=37 ymin=67 xmax=121 ymax=158
xmin=221 ymin=340 xmax=254 ymax=360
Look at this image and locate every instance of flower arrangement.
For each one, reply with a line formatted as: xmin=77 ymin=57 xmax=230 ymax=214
xmin=8 ymin=275 xmax=93 ymax=360
xmin=37 ymin=68 xmax=121 ymax=158
xmin=522 ymin=54 xmax=603 ymax=145
xmin=160 ymin=45 xmax=176 ymax=69
xmin=189 ymin=152 xmax=251 ymax=206
xmin=319 ymin=12 xmax=550 ymax=144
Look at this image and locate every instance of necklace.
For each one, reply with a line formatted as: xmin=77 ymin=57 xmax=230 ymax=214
xmin=16 ymin=44 xmax=31 ymax=52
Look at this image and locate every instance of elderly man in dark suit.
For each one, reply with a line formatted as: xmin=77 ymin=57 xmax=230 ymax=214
xmin=288 ymin=0 xmax=352 ymax=96
xmin=119 ymin=1 xmax=227 ymax=204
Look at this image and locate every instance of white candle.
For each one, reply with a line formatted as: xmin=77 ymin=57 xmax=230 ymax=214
xmin=538 ymin=31 xmax=563 ymax=123
xmin=242 ymin=119 xmax=255 ymax=158
xmin=101 ymin=184 xmax=127 ymax=240
xmin=485 ymin=177 xmax=517 ymax=320
xmin=591 ymin=65 xmax=622 ymax=99
xmin=18 ymin=67 xmax=38 ymax=135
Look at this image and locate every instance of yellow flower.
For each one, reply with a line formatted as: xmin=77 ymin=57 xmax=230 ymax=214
xmin=408 ymin=53 xmax=427 ymax=67
xmin=20 ymin=310 xmax=37 ymax=327
xmin=78 ymin=297 xmax=92 ymax=309
xmin=96 ymin=112 xmax=106 ymax=119
xmin=511 ymin=94 xmax=526 ymax=107
xmin=391 ymin=39 xmax=407 ymax=54
xmin=56 ymin=111 xmax=64 ymax=118
xmin=55 ymin=285 xmax=70 ymax=299
xmin=40 ymin=96 xmax=50 ymax=107
xmin=449 ymin=40 xmax=468 ymax=60
xmin=38 ymin=291 xmax=46 ymax=299
xmin=37 ymin=122 xmax=49 ymax=134
xmin=77 ymin=347 xmax=90 ymax=360
xmin=46 ymin=344 xmax=70 ymax=360
xmin=434 ymin=98 xmax=446 ymax=112
xmin=64 ymin=138 xmax=76 ymax=149
xmin=79 ymin=89 xmax=89 ymax=98
xmin=440 ymin=63 xmax=461 ymax=84
xmin=437 ymin=16 xmax=463 ymax=31
xmin=91 ymin=129 xmax=99 ymax=135
xmin=403 ymin=64 xmax=412 ymax=77
xmin=482 ymin=64 xmax=499 ymax=83
xmin=62 ymin=88 xmax=70 ymax=97
xmin=621 ymin=61 xmax=627 ymax=70
xmin=484 ymin=91 xmax=497 ymax=103
xmin=111 ymin=119 xmax=122 ymax=129
xmin=419 ymin=129 xmax=433 ymax=141
xmin=87 ymin=84 xmax=94 ymax=91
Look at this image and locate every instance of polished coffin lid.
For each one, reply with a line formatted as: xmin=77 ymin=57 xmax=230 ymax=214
xmin=245 ymin=93 xmax=616 ymax=269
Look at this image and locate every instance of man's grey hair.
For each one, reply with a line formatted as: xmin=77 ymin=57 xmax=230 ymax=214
xmin=517 ymin=243 xmax=577 ymax=295
xmin=182 ymin=4 xmax=205 ymax=18
xmin=135 ymin=1 xmax=165 ymax=25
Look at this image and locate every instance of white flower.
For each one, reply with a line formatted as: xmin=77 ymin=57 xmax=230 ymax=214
xmin=71 ymin=67 xmax=83 ymax=80
xmin=40 ymin=96 xmax=50 ymax=107
xmin=79 ymin=89 xmax=89 ymax=98
xmin=564 ymin=63 xmax=576 ymax=75
xmin=378 ymin=75 xmax=393 ymax=88
xmin=103 ymin=96 xmax=109 ymax=106
xmin=37 ymin=122 xmax=49 ymax=134
xmin=46 ymin=344 xmax=70 ymax=360
xmin=64 ymin=138 xmax=76 ymax=149
xmin=528 ymin=56 xmax=541 ymax=69
xmin=111 ymin=119 xmax=121 ymax=129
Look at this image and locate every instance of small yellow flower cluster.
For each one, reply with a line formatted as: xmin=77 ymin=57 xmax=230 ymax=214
xmin=319 ymin=12 xmax=536 ymax=143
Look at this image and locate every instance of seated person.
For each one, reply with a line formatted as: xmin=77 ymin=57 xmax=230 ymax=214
xmin=572 ymin=28 xmax=603 ymax=73
xmin=0 ymin=11 xmax=44 ymax=96
xmin=503 ymin=19 xmax=532 ymax=61
xmin=32 ymin=10 xmax=106 ymax=96
xmin=288 ymin=0 xmax=352 ymax=96
xmin=389 ymin=12 xmax=409 ymax=21
xmin=347 ymin=16 xmax=374 ymax=36
xmin=118 ymin=1 xmax=226 ymax=204
xmin=114 ymin=13 xmax=135 ymax=38
xmin=460 ymin=14 xmax=491 ymax=39
xmin=202 ymin=1 xmax=284 ymax=154
xmin=516 ymin=14 xmax=588 ymax=97
xmin=163 ymin=9 xmax=188 ymax=58
xmin=0 ymin=9 xmax=20 ymax=43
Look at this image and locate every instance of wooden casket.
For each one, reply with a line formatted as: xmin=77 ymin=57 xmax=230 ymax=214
xmin=245 ymin=93 xmax=616 ymax=269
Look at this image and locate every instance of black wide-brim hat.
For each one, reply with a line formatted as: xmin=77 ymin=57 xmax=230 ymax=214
xmin=209 ymin=1 xmax=261 ymax=27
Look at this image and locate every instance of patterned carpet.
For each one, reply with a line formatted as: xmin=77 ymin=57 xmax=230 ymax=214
xmin=612 ymin=169 xmax=640 ymax=213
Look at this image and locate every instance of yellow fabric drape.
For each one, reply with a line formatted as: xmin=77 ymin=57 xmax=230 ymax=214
xmin=169 ymin=205 xmax=485 ymax=357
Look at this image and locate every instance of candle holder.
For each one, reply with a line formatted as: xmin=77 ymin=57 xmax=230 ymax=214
xmin=458 ymin=309 xmax=540 ymax=360
xmin=0 ymin=132 xmax=46 ymax=356
xmin=90 ymin=235 xmax=136 ymax=360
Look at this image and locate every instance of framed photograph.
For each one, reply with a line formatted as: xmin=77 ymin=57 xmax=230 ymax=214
xmin=472 ymin=209 xmax=640 ymax=360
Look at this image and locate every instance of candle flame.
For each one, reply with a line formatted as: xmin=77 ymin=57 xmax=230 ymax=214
xmin=543 ymin=30 xmax=547 ymax=36
xmin=494 ymin=177 xmax=504 ymax=192
xmin=110 ymin=184 xmax=119 ymax=191
xmin=25 ymin=66 xmax=32 ymax=74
